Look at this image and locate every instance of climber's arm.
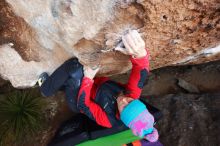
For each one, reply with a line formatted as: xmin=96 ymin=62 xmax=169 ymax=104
xmin=115 ymin=30 xmax=150 ymax=99
xmin=125 ymin=55 xmax=149 ymax=99
xmin=77 ymin=77 xmax=112 ymax=128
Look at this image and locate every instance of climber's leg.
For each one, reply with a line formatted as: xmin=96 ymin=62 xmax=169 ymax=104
xmin=63 ymin=78 xmax=80 ymax=113
xmin=39 ymin=58 xmax=81 ymax=97
xmin=63 ymin=60 xmax=84 ymax=112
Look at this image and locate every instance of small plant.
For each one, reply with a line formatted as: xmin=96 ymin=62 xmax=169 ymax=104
xmin=0 ymin=90 xmax=45 ymax=145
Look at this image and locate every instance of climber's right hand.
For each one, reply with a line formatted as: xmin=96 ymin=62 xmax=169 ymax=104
xmin=115 ymin=30 xmax=147 ymax=58
xmin=83 ymin=65 xmax=100 ymax=80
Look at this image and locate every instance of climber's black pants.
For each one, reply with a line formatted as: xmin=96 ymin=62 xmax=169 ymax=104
xmin=40 ymin=58 xmax=84 ymax=113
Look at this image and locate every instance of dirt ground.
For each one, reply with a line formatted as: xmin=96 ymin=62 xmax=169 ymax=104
xmin=0 ymin=60 xmax=219 ymax=146
xmin=147 ymin=93 xmax=220 ymax=146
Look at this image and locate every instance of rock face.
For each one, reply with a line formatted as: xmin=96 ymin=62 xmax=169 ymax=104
xmin=0 ymin=0 xmax=219 ymax=88
xmin=147 ymin=93 xmax=220 ymax=146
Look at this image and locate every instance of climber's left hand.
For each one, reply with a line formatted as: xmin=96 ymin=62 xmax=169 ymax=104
xmin=115 ymin=30 xmax=147 ymax=58
xmin=83 ymin=65 xmax=100 ymax=80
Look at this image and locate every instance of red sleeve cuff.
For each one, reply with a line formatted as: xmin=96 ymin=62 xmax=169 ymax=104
xmin=82 ymin=77 xmax=94 ymax=85
xmin=130 ymin=54 xmax=150 ymax=71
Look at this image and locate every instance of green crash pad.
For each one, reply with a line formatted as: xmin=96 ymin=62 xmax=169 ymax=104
xmin=77 ymin=130 xmax=141 ymax=146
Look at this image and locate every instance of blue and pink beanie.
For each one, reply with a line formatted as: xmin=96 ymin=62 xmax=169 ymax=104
xmin=120 ymin=100 xmax=159 ymax=142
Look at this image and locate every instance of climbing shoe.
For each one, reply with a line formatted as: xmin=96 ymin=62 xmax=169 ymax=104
xmin=38 ymin=72 xmax=49 ymax=87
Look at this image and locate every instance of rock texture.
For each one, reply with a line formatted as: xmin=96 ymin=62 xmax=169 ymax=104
xmin=0 ymin=0 xmax=220 ymax=88
xmin=147 ymin=93 xmax=220 ymax=146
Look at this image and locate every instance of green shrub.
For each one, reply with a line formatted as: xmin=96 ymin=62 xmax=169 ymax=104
xmin=0 ymin=90 xmax=45 ymax=145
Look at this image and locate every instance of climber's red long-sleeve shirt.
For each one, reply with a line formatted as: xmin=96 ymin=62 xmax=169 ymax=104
xmin=77 ymin=54 xmax=150 ymax=128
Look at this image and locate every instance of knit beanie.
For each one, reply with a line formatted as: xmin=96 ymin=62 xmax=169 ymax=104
xmin=120 ymin=100 xmax=158 ymax=142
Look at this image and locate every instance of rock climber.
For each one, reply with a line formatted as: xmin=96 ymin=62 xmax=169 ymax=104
xmin=38 ymin=30 xmax=159 ymax=142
